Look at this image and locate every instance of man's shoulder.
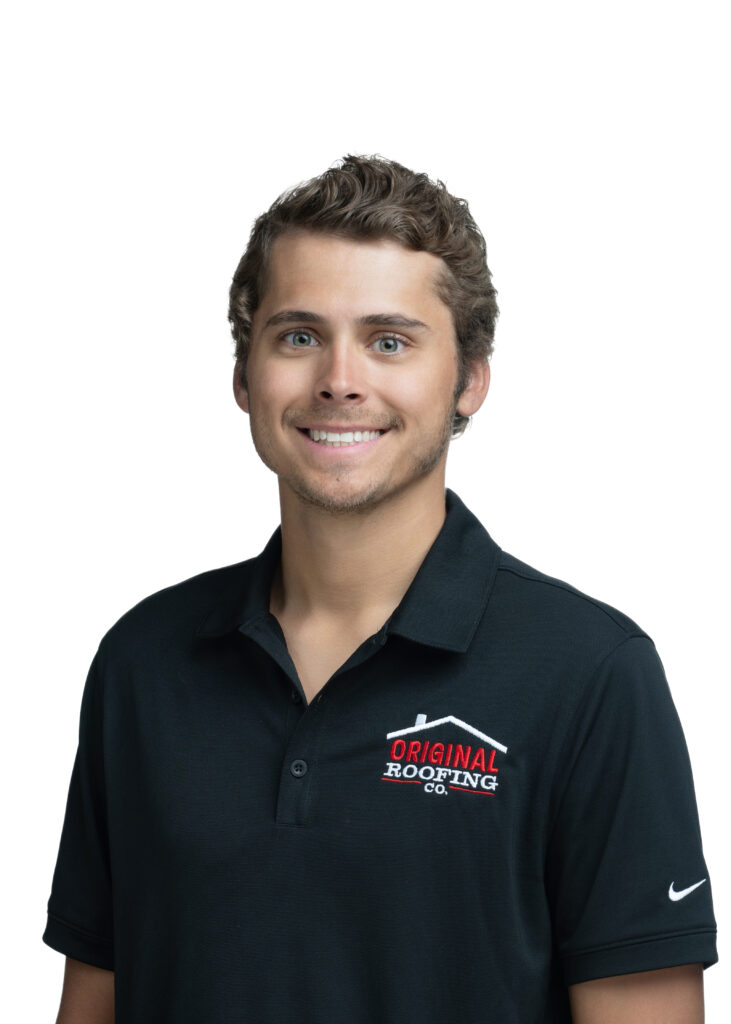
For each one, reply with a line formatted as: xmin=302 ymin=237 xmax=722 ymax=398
xmin=446 ymin=493 xmax=648 ymax=653
xmin=97 ymin=557 xmax=259 ymax=660
xmin=492 ymin=548 xmax=650 ymax=650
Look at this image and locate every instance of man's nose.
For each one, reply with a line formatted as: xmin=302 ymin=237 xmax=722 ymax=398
xmin=314 ymin=339 xmax=367 ymax=403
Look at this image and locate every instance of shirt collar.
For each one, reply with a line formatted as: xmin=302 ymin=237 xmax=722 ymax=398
xmin=196 ymin=489 xmax=501 ymax=652
xmin=384 ymin=489 xmax=501 ymax=652
xmin=195 ymin=528 xmax=282 ymax=638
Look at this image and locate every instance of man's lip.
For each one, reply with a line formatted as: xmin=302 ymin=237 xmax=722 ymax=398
xmin=296 ymin=426 xmax=391 ymax=433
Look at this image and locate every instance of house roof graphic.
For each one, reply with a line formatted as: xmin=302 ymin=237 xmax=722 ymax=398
xmin=387 ymin=714 xmax=507 ymax=754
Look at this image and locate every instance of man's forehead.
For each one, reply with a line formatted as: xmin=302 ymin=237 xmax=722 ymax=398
xmin=257 ymin=231 xmax=450 ymax=324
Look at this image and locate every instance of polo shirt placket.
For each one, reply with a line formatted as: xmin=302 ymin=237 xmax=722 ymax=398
xmin=238 ymin=614 xmax=389 ymax=827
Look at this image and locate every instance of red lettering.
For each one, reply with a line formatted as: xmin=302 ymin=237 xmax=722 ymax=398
xmin=487 ymin=749 xmax=499 ymax=773
xmin=429 ymin=742 xmax=445 ymax=765
xmin=445 ymin=743 xmax=453 ymax=765
xmin=406 ymin=740 xmax=422 ymax=762
xmin=469 ymin=747 xmax=487 ymax=772
xmin=420 ymin=741 xmax=430 ymax=763
xmin=453 ymin=745 xmax=471 ymax=769
xmin=390 ymin=739 xmax=406 ymax=760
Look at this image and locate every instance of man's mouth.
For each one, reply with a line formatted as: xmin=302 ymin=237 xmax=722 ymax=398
xmin=301 ymin=428 xmax=385 ymax=448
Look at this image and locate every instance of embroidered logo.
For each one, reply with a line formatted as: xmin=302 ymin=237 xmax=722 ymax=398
xmin=382 ymin=713 xmax=508 ymax=797
xmin=668 ymin=879 xmax=707 ymax=902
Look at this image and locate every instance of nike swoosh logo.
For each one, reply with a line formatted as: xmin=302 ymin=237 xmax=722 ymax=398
xmin=668 ymin=879 xmax=707 ymax=902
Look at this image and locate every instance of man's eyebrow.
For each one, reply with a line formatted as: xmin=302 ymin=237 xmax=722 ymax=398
xmin=263 ymin=310 xmax=430 ymax=331
xmin=263 ymin=310 xmax=327 ymax=329
xmin=357 ymin=313 xmax=430 ymax=330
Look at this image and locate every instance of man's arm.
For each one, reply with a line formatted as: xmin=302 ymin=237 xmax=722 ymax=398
xmin=568 ymin=964 xmax=703 ymax=1024
xmin=54 ymin=957 xmax=114 ymax=1024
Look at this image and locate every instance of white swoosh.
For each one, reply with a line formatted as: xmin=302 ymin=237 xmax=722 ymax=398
xmin=668 ymin=879 xmax=707 ymax=902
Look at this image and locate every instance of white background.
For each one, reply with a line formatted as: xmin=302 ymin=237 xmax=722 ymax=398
xmin=2 ymin=0 xmax=728 ymax=1017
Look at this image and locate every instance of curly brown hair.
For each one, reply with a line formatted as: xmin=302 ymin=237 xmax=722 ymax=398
xmin=228 ymin=154 xmax=498 ymax=437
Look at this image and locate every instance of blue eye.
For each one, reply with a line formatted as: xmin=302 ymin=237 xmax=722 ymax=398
xmin=284 ymin=330 xmax=317 ymax=348
xmin=374 ymin=336 xmax=403 ymax=354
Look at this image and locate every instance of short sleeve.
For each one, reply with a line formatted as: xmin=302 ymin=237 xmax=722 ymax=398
xmin=546 ymin=635 xmax=717 ymax=985
xmin=43 ymin=651 xmax=114 ymax=969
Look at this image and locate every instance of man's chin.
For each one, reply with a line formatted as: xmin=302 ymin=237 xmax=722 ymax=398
xmin=282 ymin=476 xmax=395 ymax=517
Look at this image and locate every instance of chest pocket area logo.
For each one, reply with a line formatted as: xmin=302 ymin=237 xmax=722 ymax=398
xmin=381 ymin=713 xmax=507 ymax=797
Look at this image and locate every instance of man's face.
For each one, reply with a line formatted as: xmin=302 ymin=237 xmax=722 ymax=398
xmin=234 ymin=231 xmax=489 ymax=515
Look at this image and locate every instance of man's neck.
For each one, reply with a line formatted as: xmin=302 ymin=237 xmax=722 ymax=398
xmin=271 ymin=475 xmax=448 ymax=625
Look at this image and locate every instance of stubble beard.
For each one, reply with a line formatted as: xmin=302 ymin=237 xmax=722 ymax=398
xmin=248 ymin=396 xmax=458 ymax=517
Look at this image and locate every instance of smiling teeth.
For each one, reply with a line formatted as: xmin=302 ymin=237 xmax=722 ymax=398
xmin=307 ymin=429 xmax=382 ymax=446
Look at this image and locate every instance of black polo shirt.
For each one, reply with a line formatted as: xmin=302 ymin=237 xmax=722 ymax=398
xmin=43 ymin=490 xmax=717 ymax=1022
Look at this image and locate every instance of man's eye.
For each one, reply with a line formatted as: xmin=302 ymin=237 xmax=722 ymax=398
xmin=283 ymin=330 xmax=317 ymax=348
xmin=373 ymin=336 xmax=403 ymax=354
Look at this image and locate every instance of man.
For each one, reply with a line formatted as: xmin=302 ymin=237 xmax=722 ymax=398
xmin=44 ymin=155 xmax=717 ymax=1022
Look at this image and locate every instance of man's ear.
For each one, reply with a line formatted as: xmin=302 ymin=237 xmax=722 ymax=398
xmin=233 ymin=363 xmax=250 ymax=414
xmin=456 ymin=359 xmax=490 ymax=419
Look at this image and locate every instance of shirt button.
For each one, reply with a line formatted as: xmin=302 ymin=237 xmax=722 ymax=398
xmin=291 ymin=690 xmax=302 ymax=703
xmin=290 ymin=759 xmax=308 ymax=778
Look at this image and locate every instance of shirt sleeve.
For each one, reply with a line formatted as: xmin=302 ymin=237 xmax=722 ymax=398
xmin=546 ymin=635 xmax=717 ymax=985
xmin=43 ymin=650 xmax=114 ymax=969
